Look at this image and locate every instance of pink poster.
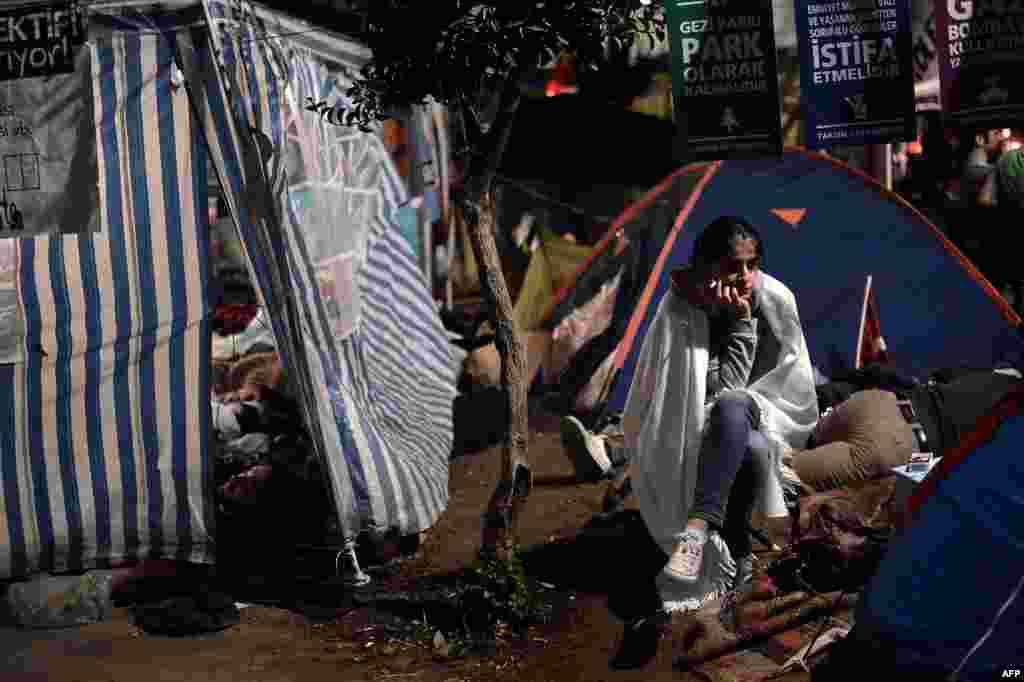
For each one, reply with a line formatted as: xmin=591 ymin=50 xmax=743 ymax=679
xmin=318 ymin=252 xmax=360 ymax=340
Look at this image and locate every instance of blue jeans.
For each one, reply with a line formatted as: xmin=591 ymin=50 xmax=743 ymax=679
xmin=691 ymin=391 xmax=770 ymax=559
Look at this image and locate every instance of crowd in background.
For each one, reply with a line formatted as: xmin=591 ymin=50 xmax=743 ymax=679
xmin=894 ymin=120 xmax=1024 ymax=311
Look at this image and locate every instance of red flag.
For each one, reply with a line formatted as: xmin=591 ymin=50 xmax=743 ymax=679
xmin=855 ymin=275 xmax=889 ymax=369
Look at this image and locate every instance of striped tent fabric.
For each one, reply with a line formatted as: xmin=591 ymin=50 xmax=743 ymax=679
xmin=196 ymin=3 xmax=455 ymax=538
xmin=284 ymin=55 xmax=455 ymax=536
xmin=0 ymin=10 xmax=214 ymax=580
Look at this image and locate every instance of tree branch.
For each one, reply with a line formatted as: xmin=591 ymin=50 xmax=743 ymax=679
xmin=464 ymin=72 xmax=523 ymax=201
xmin=458 ymin=96 xmax=485 ymax=155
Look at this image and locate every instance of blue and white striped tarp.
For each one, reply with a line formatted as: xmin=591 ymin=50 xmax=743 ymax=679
xmin=198 ymin=3 xmax=456 ymax=538
xmin=0 ymin=3 xmax=456 ymax=580
xmin=0 ymin=9 xmax=215 ymax=580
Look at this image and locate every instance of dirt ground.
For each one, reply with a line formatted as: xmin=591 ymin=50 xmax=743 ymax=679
xmin=2 ymin=405 xmax=888 ymax=682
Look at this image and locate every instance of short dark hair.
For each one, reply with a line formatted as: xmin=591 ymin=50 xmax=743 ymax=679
xmin=692 ymin=215 xmax=763 ymax=267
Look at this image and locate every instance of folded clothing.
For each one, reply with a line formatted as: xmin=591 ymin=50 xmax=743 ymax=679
xmin=224 ymin=433 xmax=271 ymax=457
xmin=215 ymin=433 xmax=272 ymax=475
xmin=212 ymin=400 xmax=264 ymax=440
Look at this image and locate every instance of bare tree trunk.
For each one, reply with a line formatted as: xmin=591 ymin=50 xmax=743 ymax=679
xmin=458 ymin=75 xmax=531 ymax=561
xmin=462 ymin=193 xmax=531 ymax=560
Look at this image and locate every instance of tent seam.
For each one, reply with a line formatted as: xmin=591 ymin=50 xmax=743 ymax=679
xmin=613 ymin=160 xmax=722 ymax=370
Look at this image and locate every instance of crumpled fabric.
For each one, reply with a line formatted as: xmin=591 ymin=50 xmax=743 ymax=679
xmin=211 ymin=400 xmax=264 ymax=440
xmin=622 ymin=272 xmax=818 ymax=608
xmin=546 ymin=271 xmax=623 ymax=381
xmin=223 ymin=433 xmax=271 ymax=459
xmin=211 ymin=308 xmax=275 ymax=361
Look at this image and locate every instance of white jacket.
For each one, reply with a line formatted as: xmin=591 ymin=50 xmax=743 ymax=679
xmin=623 ymin=272 xmax=818 ymax=552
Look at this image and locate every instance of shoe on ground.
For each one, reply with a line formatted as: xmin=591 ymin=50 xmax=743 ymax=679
xmin=662 ymin=528 xmax=708 ymax=583
xmin=609 ymin=612 xmax=668 ymax=670
xmin=560 ymin=415 xmax=612 ymax=482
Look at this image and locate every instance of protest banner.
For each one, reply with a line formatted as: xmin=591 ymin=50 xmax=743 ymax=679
xmin=665 ymin=0 xmax=783 ymax=160
xmin=794 ymin=0 xmax=916 ymax=148
xmin=934 ymin=0 xmax=1024 ymax=127
xmin=911 ymin=0 xmax=941 ymax=111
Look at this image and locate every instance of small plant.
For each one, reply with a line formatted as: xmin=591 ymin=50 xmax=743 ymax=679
xmin=447 ymin=636 xmax=469 ymax=659
xmin=395 ymin=550 xmax=549 ymax=659
xmin=410 ymin=610 xmax=470 ymax=660
xmin=462 ymin=548 xmax=548 ymax=633
xmin=410 ymin=610 xmax=434 ymax=644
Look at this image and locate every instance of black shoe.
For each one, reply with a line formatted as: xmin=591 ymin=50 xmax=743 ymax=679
xmin=609 ymin=612 xmax=667 ymax=670
xmin=131 ymin=587 xmax=240 ymax=637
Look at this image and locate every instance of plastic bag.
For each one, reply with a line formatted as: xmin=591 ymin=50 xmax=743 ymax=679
xmin=5 ymin=572 xmax=115 ymax=629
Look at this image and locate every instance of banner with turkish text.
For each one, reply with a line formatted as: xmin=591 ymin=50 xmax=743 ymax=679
xmin=794 ymin=0 xmax=916 ymax=148
xmin=665 ymin=0 xmax=783 ymax=161
xmin=0 ymin=2 xmax=96 ymax=238
xmin=935 ymin=0 xmax=1024 ymax=127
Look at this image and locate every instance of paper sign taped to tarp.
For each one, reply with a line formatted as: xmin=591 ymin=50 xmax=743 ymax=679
xmin=0 ymin=2 xmax=85 ymax=82
xmin=318 ymin=251 xmax=361 ymax=340
xmin=0 ymin=4 xmax=97 ymax=238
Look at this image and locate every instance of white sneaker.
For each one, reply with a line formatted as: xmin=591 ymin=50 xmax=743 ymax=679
xmin=662 ymin=528 xmax=707 ymax=583
xmin=560 ymin=415 xmax=612 ymax=481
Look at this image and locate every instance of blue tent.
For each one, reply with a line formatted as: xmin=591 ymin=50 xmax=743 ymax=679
xmin=822 ymin=390 xmax=1024 ymax=678
xmin=544 ymin=149 xmax=1024 ymax=677
xmin=543 ymin=149 xmax=1023 ymax=413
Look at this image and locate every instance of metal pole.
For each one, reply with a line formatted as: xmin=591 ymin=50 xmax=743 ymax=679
xmin=867 ymin=143 xmax=893 ymax=190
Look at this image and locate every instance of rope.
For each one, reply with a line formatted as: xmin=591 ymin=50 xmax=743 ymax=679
xmin=495 ymin=175 xmax=615 ymax=225
xmin=949 ymin=573 xmax=1024 ymax=680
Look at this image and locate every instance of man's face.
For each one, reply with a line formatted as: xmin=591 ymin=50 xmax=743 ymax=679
xmin=982 ymin=129 xmax=1010 ymax=154
xmin=705 ymin=237 xmax=760 ymax=297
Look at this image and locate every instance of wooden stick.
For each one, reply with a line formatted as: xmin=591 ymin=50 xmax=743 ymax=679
xmin=674 ymin=592 xmax=858 ymax=670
